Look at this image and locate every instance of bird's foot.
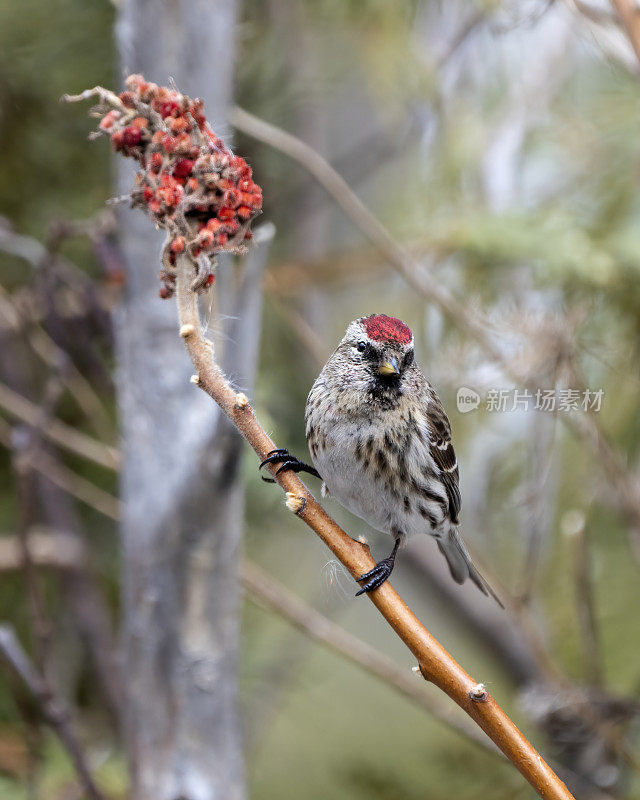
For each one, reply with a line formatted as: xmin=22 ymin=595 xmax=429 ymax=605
xmin=259 ymin=448 xmax=321 ymax=483
xmin=355 ymin=539 xmax=400 ymax=596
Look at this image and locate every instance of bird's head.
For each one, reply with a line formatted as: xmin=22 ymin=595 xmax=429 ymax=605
xmin=333 ymin=315 xmax=416 ymax=397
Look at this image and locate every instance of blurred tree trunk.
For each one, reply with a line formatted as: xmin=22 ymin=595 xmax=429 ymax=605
xmin=114 ymin=3 xmax=254 ymax=799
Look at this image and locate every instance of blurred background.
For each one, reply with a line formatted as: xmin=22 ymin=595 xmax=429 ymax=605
xmin=1 ymin=0 xmax=640 ymax=798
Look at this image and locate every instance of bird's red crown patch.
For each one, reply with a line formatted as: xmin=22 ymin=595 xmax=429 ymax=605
xmin=362 ymin=315 xmax=413 ymax=345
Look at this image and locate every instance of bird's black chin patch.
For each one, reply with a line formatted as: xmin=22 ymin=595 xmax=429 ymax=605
xmin=379 ymin=373 xmax=401 ymax=387
xmin=368 ymin=374 xmax=403 ymax=408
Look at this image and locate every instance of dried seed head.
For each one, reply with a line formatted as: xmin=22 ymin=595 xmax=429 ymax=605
xmin=82 ymin=74 xmax=263 ymax=298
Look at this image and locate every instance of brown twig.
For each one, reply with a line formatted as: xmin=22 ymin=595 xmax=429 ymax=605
xmin=0 ymin=626 xmax=104 ymax=800
xmin=174 ymin=253 xmax=574 ymax=800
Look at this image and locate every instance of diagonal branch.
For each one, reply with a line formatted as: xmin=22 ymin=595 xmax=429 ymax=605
xmin=174 ymin=253 xmax=574 ymax=800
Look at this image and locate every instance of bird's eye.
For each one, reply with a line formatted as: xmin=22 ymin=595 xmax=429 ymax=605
xmin=356 ymin=341 xmax=367 ymax=353
xmin=403 ymin=349 xmax=414 ymax=368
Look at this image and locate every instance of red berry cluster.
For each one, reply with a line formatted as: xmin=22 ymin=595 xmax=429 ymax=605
xmin=97 ymin=74 xmax=262 ymax=298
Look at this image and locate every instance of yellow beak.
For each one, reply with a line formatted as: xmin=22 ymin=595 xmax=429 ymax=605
xmin=377 ymin=358 xmax=400 ymax=377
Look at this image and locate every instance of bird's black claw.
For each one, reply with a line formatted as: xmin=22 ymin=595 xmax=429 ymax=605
xmin=259 ymin=449 xmax=290 ymax=468
xmin=259 ymin=448 xmax=288 ymax=482
xmin=355 ymin=556 xmax=395 ymax=596
xmin=259 ymin=448 xmax=321 ymax=481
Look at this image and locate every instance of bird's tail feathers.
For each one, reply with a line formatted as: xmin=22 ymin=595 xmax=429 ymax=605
xmin=436 ymin=525 xmax=503 ymax=608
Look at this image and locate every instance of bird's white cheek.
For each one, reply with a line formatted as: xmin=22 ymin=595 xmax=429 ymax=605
xmin=337 ymin=368 xmax=357 ymax=389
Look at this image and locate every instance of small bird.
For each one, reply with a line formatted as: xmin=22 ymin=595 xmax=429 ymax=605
xmin=261 ymin=314 xmax=501 ymax=604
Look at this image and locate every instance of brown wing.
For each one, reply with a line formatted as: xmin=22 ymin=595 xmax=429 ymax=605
xmin=426 ymin=391 xmax=461 ymax=524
